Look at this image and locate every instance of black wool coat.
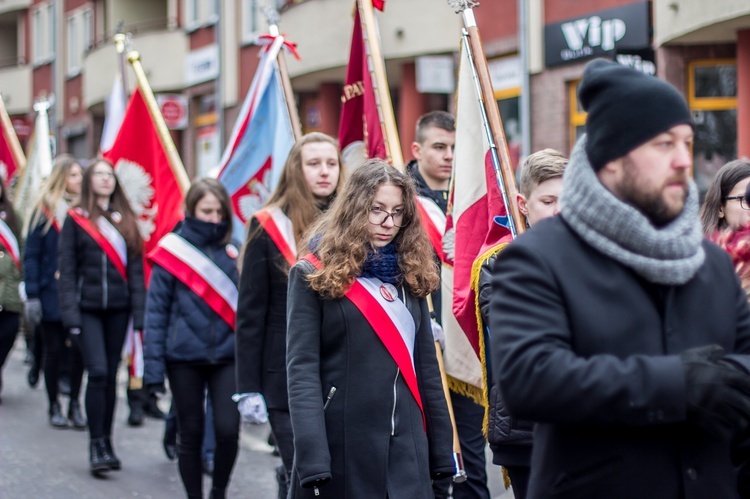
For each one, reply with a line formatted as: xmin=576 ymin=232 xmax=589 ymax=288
xmin=286 ymin=260 xmax=454 ymax=498
xmin=490 ymin=215 xmax=750 ymax=499
xmin=235 ymin=217 xmax=292 ymax=409
xmin=58 ymin=211 xmax=145 ymax=330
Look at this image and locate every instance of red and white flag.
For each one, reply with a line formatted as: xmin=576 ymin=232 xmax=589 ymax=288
xmin=338 ymin=1 xmax=387 ymax=169
xmin=441 ymin=44 xmax=512 ymax=401
xmin=100 ymin=73 xmax=128 ymax=153
xmin=103 ymin=88 xmax=185 ymax=283
xmin=0 ymin=95 xmax=25 ymax=183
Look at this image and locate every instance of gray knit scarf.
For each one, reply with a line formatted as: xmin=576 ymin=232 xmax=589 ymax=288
xmin=560 ymin=137 xmax=705 ymax=285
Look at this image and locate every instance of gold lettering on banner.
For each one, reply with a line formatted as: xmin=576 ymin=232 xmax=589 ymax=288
xmin=341 ymin=81 xmax=365 ymax=103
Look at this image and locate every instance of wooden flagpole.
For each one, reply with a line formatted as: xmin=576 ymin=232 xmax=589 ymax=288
xmin=452 ymin=0 xmax=526 ymax=235
xmin=357 ymin=0 xmax=404 ymax=170
xmin=125 ymin=49 xmax=191 ymax=194
xmin=0 ymin=94 xmax=27 ymax=174
xmin=266 ymin=19 xmax=303 ymax=141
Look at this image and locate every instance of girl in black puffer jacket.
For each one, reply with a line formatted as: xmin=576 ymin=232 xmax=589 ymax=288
xmin=58 ymin=158 xmax=145 ymax=475
xmin=144 ymin=179 xmax=239 ymax=499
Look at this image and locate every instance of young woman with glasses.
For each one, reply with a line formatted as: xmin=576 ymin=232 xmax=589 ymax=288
xmin=58 ymin=158 xmax=145 ymax=475
xmin=234 ymin=132 xmax=344 ymax=498
xmin=701 ymin=159 xmax=750 ymax=234
xmin=285 ymin=159 xmax=453 ymax=498
xmin=24 ymin=154 xmax=86 ymax=429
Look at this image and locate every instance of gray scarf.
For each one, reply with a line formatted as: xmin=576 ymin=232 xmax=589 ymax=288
xmin=560 ymin=137 xmax=705 ymax=285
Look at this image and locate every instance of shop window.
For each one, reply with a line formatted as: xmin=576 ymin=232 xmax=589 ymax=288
xmin=688 ymin=60 xmax=737 ymax=196
xmin=568 ymin=79 xmax=586 ymax=153
xmin=495 ymin=87 xmax=521 ymax=172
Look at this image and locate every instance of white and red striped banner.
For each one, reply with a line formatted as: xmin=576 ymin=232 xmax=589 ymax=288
xmin=149 ymin=233 xmax=238 ymax=330
xmin=416 ymin=196 xmax=446 ymax=261
xmin=68 ymin=209 xmax=128 ymax=282
xmin=303 ymin=254 xmax=424 ymax=425
xmin=255 ymin=207 xmax=297 ymax=266
xmin=0 ymin=217 xmax=20 ymax=270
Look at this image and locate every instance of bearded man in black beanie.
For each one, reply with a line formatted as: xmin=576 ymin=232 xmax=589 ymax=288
xmin=489 ymin=58 xmax=750 ymax=498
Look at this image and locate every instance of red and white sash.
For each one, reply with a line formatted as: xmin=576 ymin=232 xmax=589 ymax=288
xmin=416 ymin=196 xmax=446 ymax=261
xmin=149 ymin=233 xmax=238 ymax=330
xmin=0 ymin=217 xmax=21 ymax=270
xmin=255 ymin=207 xmax=297 ymax=266
xmin=303 ymin=254 xmax=424 ymax=422
xmin=68 ymin=209 xmax=128 ymax=282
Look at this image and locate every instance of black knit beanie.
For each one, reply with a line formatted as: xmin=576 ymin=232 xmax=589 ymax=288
xmin=579 ymin=59 xmax=693 ymax=170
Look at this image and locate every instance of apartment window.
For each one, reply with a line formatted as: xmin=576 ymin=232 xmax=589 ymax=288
xmin=184 ymin=0 xmax=218 ymax=30
xmin=688 ymin=59 xmax=737 ymax=196
xmin=66 ymin=9 xmax=93 ymax=77
xmin=46 ymin=2 xmax=55 ymax=57
xmin=32 ymin=3 xmax=54 ymax=65
xmin=568 ymin=80 xmax=586 ymax=153
xmin=33 ymin=8 xmax=42 ymax=63
xmin=241 ymin=0 xmax=262 ymax=43
xmin=67 ymin=16 xmax=79 ymax=74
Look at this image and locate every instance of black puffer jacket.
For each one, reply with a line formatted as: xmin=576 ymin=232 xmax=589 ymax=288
xmin=58 ymin=209 xmax=146 ymax=330
xmin=479 ymin=252 xmax=533 ymax=467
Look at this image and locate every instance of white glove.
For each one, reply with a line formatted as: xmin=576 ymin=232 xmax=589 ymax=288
xmin=431 ymin=318 xmax=445 ymax=351
xmin=236 ymin=393 xmax=268 ymax=424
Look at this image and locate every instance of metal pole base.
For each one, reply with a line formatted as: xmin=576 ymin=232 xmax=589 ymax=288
xmin=452 ymin=452 xmax=468 ymax=483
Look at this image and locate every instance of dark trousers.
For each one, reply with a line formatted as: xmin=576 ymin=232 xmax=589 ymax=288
xmin=268 ymin=409 xmax=294 ymax=481
xmin=504 ymin=465 xmax=530 ymax=499
xmin=165 ymin=392 xmax=216 ymax=459
xmin=433 ymin=392 xmax=491 ymax=499
xmin=0 ymin=311 xmax=19 ymax=377
xmin=74 ymin=310 xmax=130 ymax=439
xmin=167 ymin=362 xmax=239 ymax=499
xmin=42 ymin=320 xmax=84 ymax=406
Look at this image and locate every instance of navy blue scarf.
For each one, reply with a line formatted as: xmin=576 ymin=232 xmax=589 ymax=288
xmin=308 ymin=235 xmax=402 ymax=285
xmin=361 ymin=242 xmax=401 ymax=285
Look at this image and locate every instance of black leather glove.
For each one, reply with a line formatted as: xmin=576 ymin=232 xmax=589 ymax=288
xmin=681 ymin=345 xmax=750 ymax=441
xmin=147 ymin=383 xmax=166 ymax=398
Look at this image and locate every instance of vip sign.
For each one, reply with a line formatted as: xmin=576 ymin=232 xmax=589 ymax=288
xmin=545 ymin=2 xmax=650 ymax=68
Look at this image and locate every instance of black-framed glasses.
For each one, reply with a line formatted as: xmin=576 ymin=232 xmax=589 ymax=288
xmin=368 ymin=206 xmax=406 ymax=227
xmin=725 ymin=196 xmax=750 ymax=210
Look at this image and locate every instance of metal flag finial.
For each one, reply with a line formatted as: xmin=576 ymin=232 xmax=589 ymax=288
xmin=447 ymin=0 xmax=479 ymax=14
xmin=262 ymin=4 xmax=281 ymax=27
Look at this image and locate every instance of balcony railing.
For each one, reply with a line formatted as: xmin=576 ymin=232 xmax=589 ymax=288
xmin=88 ymin=17 xmax=178 ymax=52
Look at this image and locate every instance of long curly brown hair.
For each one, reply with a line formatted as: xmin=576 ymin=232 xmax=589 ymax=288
xmin=304 ymin=159 xmax=439 ymax=299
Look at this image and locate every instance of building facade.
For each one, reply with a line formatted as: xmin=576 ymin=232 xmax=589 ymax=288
xmin=0 ymin=0 xmax=747 ymax=189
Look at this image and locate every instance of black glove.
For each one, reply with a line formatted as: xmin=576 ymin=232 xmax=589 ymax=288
xmin=24 ymin=298 xmax=42 ymax=329
xmin=681 ymin=345 xmax=750 ymax=441
xmin=147 ymin=383 xmax=166 ymax=398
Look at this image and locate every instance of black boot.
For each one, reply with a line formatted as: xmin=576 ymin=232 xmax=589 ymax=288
xmin=89 ymin=438 xmax=110 ymax=475
xmin=49 ymin=401 xmax=69 ymax=428
xmin=143 ymin=394 xmax=166 ymax=419
xmin=68 ymin=400 xmax=87 ymax=430
xmin=27 ymin=362 xmax=40 ymax=388
xmin=276 ymin=464 xmax=289 ymax=499
xmin=101 ymin=436 xmax=121 ymax=470
xmin=127 ymin=388 xmax=144 ymax=426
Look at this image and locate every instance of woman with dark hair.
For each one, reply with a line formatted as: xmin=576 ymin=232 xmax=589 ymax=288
xmin=58 ymin=158 xmax=145 ymax=474
xmin=286 ymin=159 xmax=453 ymax=498
xmin=24 ymin=154 xmax=86 ymax=428
xmin=144 ymin=178 xmax=240 ymax=499
xmin=234 ymin=132 xmax=344 ymax=498
xmin=700 ymin=159 xmax=750 ymax=234
xmin=0 ymin=174 xmax=22 ymax=404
